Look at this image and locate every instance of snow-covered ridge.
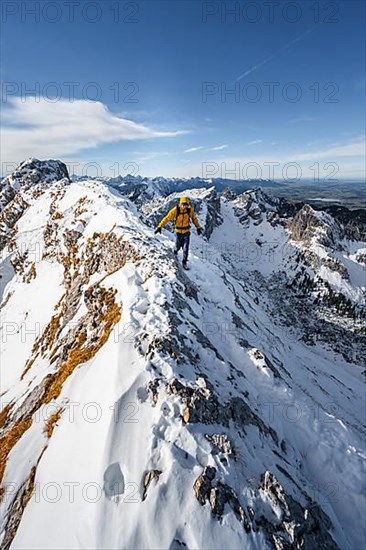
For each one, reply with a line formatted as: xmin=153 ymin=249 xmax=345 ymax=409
xmin=0 ymin=159 xmax=365 ymax=549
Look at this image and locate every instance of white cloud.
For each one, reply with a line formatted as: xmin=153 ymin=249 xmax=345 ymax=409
xmin=290 ymin=138 xmax=366 ymax=161
xmin=247 ymin=140 xmax=263 ymax=145
xmin=1 ymin=97 xmax=186 ymax=165
xmin=210 ymin=144 xmax=228 ymax=151
xmin=184 ymin=146 xmax=204 ymax=153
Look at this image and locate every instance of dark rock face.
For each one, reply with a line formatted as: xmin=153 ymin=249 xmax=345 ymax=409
xmin=258 ymin=472 xmax=339 ymax=550
xmin=193 ymin=466 xmax=251 ymax=532
xmin=200 ymin=189 xmax=223 ymax=239
xmin=194 ymin=468 xmax=338 ymax=548
xmin=221 ymin=187 xmax=237 ymax=201
xmin=233 ymin=187 xmax=294 ymax=228
xmin=322 ymin=205 xmax=366 ymax=241
xmin=0 ymin=195 xmax=29 ymax=251
xmin=193 ymin=465 xmax=217 ymax=505
xmin=205 ymin=433 xmax=235 ymax=457
xmin=166 ymin=378 xmax=278 ymax=443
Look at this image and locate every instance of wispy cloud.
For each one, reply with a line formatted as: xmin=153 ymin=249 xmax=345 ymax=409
xmin=291 ymin=137 xmax=366 ymax=161
xmin=175 ymin=137 xmax=365 ymax=179
xmin=1 ymin=97 xmax=186 ymax=164
xmin=184 ymin=146 xmax=204 ymax=153
xmin=134 ymin=151 xmax=169 ymax=163
xmin=247 ymin=140 xmax=263 ymax=145
xmin=289 ymin=117 xmax=317 ymax=124
xmin=183 ymin=144 xmax=228 ymax=154
xmin=236 ymin=26 xmax=315 ymax=81
xmin=210 ymin=144 xmax=228 ymax=151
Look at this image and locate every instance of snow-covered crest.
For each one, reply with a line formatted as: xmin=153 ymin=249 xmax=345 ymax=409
xmin=0 ymin=160 xmax=365 ymax=549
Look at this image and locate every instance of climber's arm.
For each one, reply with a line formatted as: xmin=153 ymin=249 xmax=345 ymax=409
xmin=158 ymin=206 xmax=177 ymax=228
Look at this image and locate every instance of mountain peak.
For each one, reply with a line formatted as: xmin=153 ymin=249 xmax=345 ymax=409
xmin=2 ymin=158 xmax=70 ymax=190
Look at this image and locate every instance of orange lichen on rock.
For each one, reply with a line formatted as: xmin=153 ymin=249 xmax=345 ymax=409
xmin=0 ymin=403 xmax=13 ymax=430
xmin=0 ymin=416 xmax=33 ymax=492
xmin=43 ymin=289 xmax=121 ymax=405
xmin=45 ymin=408 xmax=64 ymax=438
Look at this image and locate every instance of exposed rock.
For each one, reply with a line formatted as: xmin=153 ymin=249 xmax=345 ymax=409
xmin=322 ymin=204 xmax=366 ymax=241
xmin=234 ymin=188 xmax=283 ymax=228
xmin=210 ymin=482 xmax=251 ymax=532
xmin=0 ymin=195 xmax=29 ymax=251
xmin=221 ymin=187 xmax=237 ymax=201
xmin=258 ymin=471 xmax=339 ymax=549
xmin=166 ymin=378 xmax=278 ymax=444
xmin=193 ymin=465 xmax=216 ymax=505
xmin=322 ymin=257 xmax=349 ymax=279
xmin=0 ymin=465 xmax=38 ymax=550
xmin=169 ymin=538 xmax=187 ymax=549
xmin=205 ymin=433 xmax=235 ymax=457
xmin=201 ymin=189 xmax=223 ymax=239
xmin=146 ymin=379 xmax=160 ymax=406
xmin=355 ymin=253 xmax=366 ymax=265
xmin=1 ymin=158 xmax=70 ymax=191
xmin=287 ymin=204 xmax=345 ymax=249
xmin=193 ymin=467 xmax=251 ymax=532
xmin=142 ymin=469 xmax=162 ymax=501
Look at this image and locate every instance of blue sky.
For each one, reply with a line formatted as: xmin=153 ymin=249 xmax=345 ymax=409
xmin=1 ymin=0 xmax=365 ymax=180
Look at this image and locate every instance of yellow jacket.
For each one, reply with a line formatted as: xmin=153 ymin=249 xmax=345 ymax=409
xmin=158 ymin=197 xmax=201 ymax=234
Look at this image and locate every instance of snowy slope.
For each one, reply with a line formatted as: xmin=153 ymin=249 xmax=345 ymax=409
xmin=0 ymin=160 xmax=365 ymax=550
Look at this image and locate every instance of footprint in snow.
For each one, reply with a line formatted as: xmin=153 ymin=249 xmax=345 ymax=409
xmin=103 ymin=462 xmax=125 ymax=499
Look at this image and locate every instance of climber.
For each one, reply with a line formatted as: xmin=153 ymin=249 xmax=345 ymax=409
xmin=154 ymin=196 xmax=203 ymax=270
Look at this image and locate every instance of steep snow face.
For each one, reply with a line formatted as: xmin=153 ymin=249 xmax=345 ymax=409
xmin=0 ymin=166 xmax=365 ymax=550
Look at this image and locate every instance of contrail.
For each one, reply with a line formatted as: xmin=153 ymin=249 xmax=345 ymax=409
xmin=236 ymin=26 xmax=316 ymax=81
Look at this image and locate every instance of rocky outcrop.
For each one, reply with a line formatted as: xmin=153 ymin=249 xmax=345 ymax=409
xmin=1 ymin=158 xmax=69 ymax=192
xmin=323 ymin=205 xmax=366 ymax=242
xmin=205 ymin=434 xmax=235 ymax=458
xmin=234 ymin=187 xmax=282 ymax=227
xmin=167 ymin=378 xmax=278 ymax=444
xmin=193 ymin=468 xmax=338 ymax=548
xmin=258 ymin=472 xmax=339 ymax=549
xmin=0 ymin=195 xmax=29 ymax=251
xmin=142 ymin=469 xmax=162 ymax=501
xmin=198 ymin=188 xmax=223 ymax=239
xmin=287 ymin=204 xmax=345 ymax=249
xmin=0 ymin=466 xmax=37 ymax=550
xmin=193 ymin=466 xmax=251 ymax=532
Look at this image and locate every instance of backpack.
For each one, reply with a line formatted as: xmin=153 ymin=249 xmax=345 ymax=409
xmin=175 ymin=202 xmax=191 ymax=220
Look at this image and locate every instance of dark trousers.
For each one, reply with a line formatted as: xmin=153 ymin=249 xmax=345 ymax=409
xmin=174 ymin=232 xmax=190 ymax=263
